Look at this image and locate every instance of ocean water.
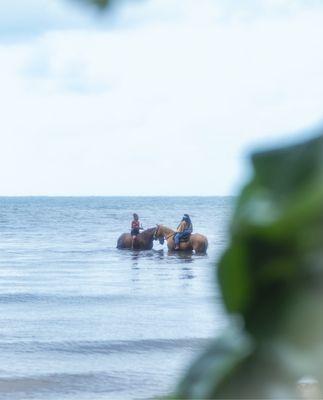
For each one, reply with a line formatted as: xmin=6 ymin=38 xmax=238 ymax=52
xmin=0 ymin=196 xmax=234 ymax=400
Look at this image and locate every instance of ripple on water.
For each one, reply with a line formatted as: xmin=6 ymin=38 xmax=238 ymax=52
xmin=0 ymin=196 xmax=234 ymax=400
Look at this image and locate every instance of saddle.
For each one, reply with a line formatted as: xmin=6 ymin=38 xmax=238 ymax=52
xmin=176 ymin=234 xmax=191 ymax=243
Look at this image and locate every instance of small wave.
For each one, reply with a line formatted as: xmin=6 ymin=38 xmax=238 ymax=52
xmin=0 ymin=293 xmax=212 ymax=306
xmin=0 ymin=293 xmax=135 ymax=305
xmin=46 ymin=248 xmax=111 ymax=255
xmin=0 ymin=338 xmax=211 ymax=355
xmin=0 ymin=371 xmax=134 ymax=396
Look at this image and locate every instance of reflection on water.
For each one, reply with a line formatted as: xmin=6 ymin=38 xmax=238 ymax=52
xmin=131 ymin=249 xmax=166 ymax=268
xmin=180 ymin=267 xmax=195 ymax=282
xmin=0 ymin=196 xmax=233 ymax=400
xmin=167 ymin=250 xmax=194 ymax=262
xmin=130 ymin=249 xmax=197 ymax=283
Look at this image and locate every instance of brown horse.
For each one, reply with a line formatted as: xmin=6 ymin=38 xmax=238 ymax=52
xmin=117 ymin=227 xmax=159 ymax=250
xmin=154 ymin=225 xmax=208 ymax=254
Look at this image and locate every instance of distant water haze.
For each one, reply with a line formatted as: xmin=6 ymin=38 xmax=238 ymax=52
xmin=0 ymin=196 xmax=233 ymax=399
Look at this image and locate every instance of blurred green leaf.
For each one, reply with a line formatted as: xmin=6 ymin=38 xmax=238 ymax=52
xmin=176 ymin=331 xmax=254 ymax=399
xmin=176 ymin=133 xmax=323 ymax=398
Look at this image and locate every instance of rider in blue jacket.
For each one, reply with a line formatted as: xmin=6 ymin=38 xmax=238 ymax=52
xmin=174 ymin=214 xmax=193 ymax=250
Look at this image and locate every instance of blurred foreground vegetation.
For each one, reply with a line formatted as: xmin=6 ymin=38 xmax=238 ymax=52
xmin=176 ymin=133 xmax=323 ymax=399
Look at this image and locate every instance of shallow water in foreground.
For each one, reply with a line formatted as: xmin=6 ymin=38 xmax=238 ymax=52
xmin=0 ymin=196 xmax=233 ymax=400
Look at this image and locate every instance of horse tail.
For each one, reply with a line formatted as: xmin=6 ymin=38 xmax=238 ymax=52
xmin=201 ymin=237 xmax=208 ymax=253
xmin=193 ymin=235 xmax=208 ymax=254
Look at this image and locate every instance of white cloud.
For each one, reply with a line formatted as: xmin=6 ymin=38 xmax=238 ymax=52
xmin=0 ymin=0 xmax=323 ymax=195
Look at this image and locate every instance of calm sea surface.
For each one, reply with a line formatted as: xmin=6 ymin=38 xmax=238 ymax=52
xmin=0 ymin=196 xmax=234 ymax=400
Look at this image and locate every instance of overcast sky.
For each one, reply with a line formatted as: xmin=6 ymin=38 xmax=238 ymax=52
xmin=1 ymin=0 xmax=323 ymax=196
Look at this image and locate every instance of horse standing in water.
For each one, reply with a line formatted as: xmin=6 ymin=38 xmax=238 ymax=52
xmin=154 ymin=225 xmax=208 ymax=254
xmin=117 ymin=227 xmax=161 ymax=250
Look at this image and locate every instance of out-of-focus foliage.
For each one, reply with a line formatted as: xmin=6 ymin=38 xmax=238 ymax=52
xmin=176 ymin=134 xmax=323 ymax=399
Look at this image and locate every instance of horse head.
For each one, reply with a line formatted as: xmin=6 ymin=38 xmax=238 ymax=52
xmin=154 ymin=224 xmax=165 ymax=245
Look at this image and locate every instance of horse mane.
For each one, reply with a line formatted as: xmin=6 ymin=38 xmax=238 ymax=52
xmin=140 ymin=227 xmax=156 ymax=240
xmin=158 ymin=225 xmax=175 ymax=234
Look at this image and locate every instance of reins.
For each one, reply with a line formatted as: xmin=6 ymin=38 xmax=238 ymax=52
xmin=154 ymin=225 xmax=175 ymax=240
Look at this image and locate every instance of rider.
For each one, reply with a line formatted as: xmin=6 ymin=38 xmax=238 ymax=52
xmin=174 ymin=214 xmax=193 ymax=250
xmin=131 ymin=213 xmax=143 ymax=246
